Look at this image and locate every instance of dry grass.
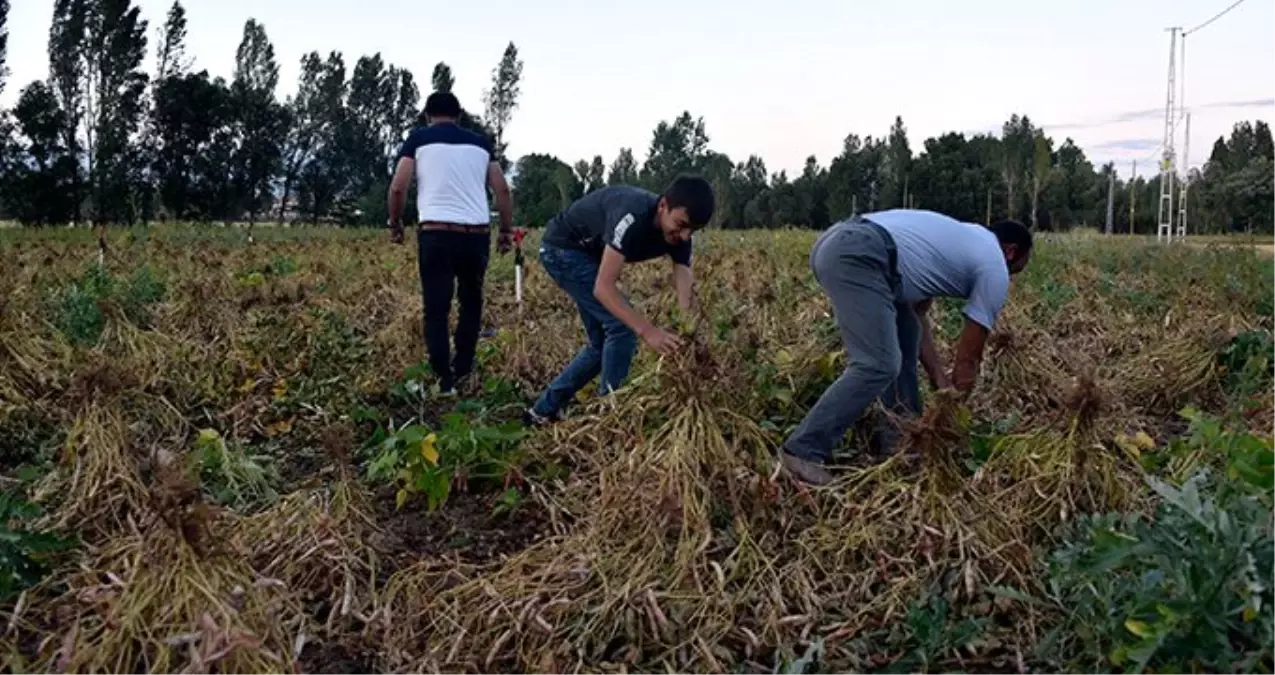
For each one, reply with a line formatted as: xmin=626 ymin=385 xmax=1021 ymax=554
xmin=0 ymin=224 xmax=1270 ymax=673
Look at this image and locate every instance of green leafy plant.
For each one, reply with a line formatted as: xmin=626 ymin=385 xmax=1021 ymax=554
xmin=0 ymin=490 xmax=75 ymax=602
xmin=1039 ymin=467 xmax=1273 ymax=673
xmin=121 ymin=265 xmax=167 ymax=327
xmin=1133 ymin=407 xmax=1275 ymax=490
xmin=966 ymin=415 xmax=1019 ymax=473
xmin=194 ymin=429 xmax=278 ymax=510
xmin=873 ymin=593 xmax=987 ymax=673
xmin=366 ymin=414 xmax=525 ymax=512
xmin=1219 ymin=329 xmax=1274 ymax=398
xmin=388 ymin=361 xmax=432 ymax=406
xmin=269 ymin=255 xmax=298 ymax=277
xmin=52 ymin=263 xmax=167 ymax=344
xmin=479 ymin=374 xmax=524 ymax=411
xmin=1030 ymin=279 xmax=1078 ymax=324
xmin=53 ymin=263 xmax=114 ymax=345
xmin=490 ymin=487 xmax=524 ymax=518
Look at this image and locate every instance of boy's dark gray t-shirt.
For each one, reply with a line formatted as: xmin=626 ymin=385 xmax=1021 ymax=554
xmin=541 ymin=185 xmax=693 ymax=266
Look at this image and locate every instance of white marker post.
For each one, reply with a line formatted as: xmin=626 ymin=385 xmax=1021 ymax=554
xmin=513 ymin=228 xmax=526 ymax=308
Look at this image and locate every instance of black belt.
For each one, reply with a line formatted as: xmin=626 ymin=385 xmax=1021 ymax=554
xmin=848 ymin=215 xmax=898 ymax=278
xmin=419 ymin=221 xmax=490 ymax=234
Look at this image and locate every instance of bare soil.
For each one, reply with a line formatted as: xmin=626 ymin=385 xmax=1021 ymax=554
xmin=372 ymin=484 xmax=549 ymax=571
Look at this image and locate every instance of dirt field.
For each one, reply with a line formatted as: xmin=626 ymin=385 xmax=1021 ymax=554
xmin=1 ymin=225 xmax=1271 ymax=673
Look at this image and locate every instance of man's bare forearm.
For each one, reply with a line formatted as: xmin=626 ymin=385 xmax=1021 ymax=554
xmin=947 ymin=319 xmax=990 ymax=395
xmin=913 ymin=301 xmax=948 ymax=389
xmin=388 ymin=187 xmax=407 ymax=224
xmin=595 ymin=282 xmax=655 ymax=338
xmin=677 ymin=284 xmax=692 ymax=312
xmin=950 ymin=358 xmax=979 ymax=394
xmin=674 ymin=266 xmax=693 ymax=312
xmin=494 ymin=186 xmax=513 ymax=231
xmin=918 ymin=318 xmax=948 ymax=388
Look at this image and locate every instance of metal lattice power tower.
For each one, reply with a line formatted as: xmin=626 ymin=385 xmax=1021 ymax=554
xmin=1156 ymin=27 xmax=1179 ymax=243
xmin=1159 ymin=0 xmax=1251 ymax=241
xmin=1176 ymin=32 xmax=1190 ymax=239
xmin=1178 ymin=112 xmax=1191 ymax=238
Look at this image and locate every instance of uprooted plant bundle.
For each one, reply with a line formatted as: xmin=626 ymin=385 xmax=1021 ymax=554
xmin=0 ymin=226 xmax=1271 ymax=673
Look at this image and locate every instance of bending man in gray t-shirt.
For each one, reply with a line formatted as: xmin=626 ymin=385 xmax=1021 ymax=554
xmin=779 ymin=209 xmax=1034 ymax=486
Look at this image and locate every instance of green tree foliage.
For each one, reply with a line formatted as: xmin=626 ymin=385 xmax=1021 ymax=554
xmin=431 ymin=62 xmax=454 ymax=94
xmin=296 ymin=51 xmax=350 ymax=223
xmin=0 ymin=0 xmax=9 ymax=95
xmin=150 ymin=71 xmax=232 ymax=220
xmin=86 ymin=0 xmax=150 ymax=224
xmin=385 ymin=67 xmax=419 ymax=168
xmin=36 ymin=0 xmax=152 ymax=224
xmin=641 ymin=111 xmax=710 ymax=191
xmin=229 ymin=18 xmax=287 ymax=223
xmin=585 ymin=155 xmax=605 ymax=194
xmin=0 ymin=7 xmax=518 ymax=228
xmin=512 ymin=153 xmax=579 ymax=226
xmin=0 ymin=0 xmax=13 ymax=202
xmin=3 ymin=82 xmax=80 ymax=224
xmin=482 ymin=42 xmax=523 ymax=170
xmin=882 ymin=115 xmax=912 ymax=209
xmin=278 ymin=51 xmax=327 ymax=221
xmin=1195 ymin=121 xmax=1274 ymax=234
xmin=137 ymin=1 xmax=190 ymax=221
xmin=47 ymin=0 xmax=89 ymax=222
xmin=0 ymin=5 xmax=1269 ymax=234
xmin=607 ymin=148 xmax=637 ymax=186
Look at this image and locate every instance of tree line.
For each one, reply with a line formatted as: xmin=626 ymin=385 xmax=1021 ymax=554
xmin=0 ymin=0 xmax=522 ymax=227
xmin=517 ymin=112 xmax=1273 ymax=235
xmin=0 ymin=1 xmax=1270 ymax=234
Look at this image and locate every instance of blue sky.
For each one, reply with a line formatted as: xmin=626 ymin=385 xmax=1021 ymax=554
xmin=5 ymin=0 xmax=1273 ymax=179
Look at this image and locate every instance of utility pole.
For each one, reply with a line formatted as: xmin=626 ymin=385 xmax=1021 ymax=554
xmin=985 ymin=188 xmax=992 ymax=225
xmin=1105 ymin=168 xmax=1115 ymax=235
xmin=1129 ymin=160 xmax=1137 ymax=236
xmin=1156 ymin=27 xmax=1179 ymax=243
xmin=1178 ymin=113 xmax=1191 ymax=238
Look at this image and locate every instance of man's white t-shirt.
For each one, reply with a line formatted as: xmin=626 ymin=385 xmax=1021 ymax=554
xmin=396 ymin=121 xmax=492 ymax=225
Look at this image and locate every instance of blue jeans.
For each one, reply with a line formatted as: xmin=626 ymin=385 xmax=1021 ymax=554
xmin=532 ymin=244 xmax=638 ymax=416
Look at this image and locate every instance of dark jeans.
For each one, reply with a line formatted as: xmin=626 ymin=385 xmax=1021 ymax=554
xmin=417 ymin=229 xmax=490 ymax=389
xmin=783 ymin=218 xmax=923 ymax=462
xmin=531 ymin=244 xmax=637 ymax=416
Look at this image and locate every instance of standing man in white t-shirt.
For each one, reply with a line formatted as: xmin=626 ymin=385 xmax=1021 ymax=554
xmin=779 ymin=209 xmax=1033 ymax=485
xmin=387 ymin=91 xmax=513 ymax=395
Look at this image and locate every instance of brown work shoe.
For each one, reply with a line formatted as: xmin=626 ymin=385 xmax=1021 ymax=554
xmin=778 ymin=449 xmax=834 ymax=486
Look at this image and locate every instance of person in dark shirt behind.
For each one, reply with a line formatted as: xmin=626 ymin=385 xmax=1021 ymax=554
xmin=523 ymin=175 xmax=715 ymax=426
xmin=387 ymin=91 xmax=513 ymax=396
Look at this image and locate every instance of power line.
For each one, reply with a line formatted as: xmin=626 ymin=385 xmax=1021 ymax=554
xmin=1184 ymin=0 xmax=1249 ymax=36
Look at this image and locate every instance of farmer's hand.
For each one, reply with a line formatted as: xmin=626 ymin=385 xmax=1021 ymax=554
xmin=496 ymin=230 xmax=512 ymax=255
xmin=390 ymin=221 xmax=405 ymax=245
xmin=641 ymin=326 xmax=684 ymax=355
